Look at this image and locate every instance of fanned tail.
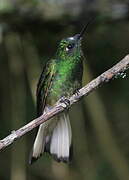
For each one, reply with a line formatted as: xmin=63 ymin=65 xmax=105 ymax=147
xmin=29 ymin=112 xmax=72 ymax=164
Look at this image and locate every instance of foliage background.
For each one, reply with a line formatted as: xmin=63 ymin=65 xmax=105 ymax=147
xmin=0 ymin=0 xmax=129 ymax=179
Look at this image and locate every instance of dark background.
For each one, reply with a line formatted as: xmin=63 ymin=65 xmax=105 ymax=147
xmin=0 ymin=0 xmax=129 ymax=179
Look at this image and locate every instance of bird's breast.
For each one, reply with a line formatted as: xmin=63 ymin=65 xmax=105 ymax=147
xmin=47 ymin=59 xmax=83 ymax=103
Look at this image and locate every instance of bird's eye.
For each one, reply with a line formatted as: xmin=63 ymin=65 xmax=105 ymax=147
xmin=67 ymin=43 xmax=74 ymax=49
xmin=66 ymin=43 xmax=74 ymax=51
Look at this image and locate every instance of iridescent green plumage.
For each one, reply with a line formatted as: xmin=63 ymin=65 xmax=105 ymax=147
xmin=38 ymin=35 xmax=83 ymax=108
xmin=30 ymin=33 xmax=84 ymax=164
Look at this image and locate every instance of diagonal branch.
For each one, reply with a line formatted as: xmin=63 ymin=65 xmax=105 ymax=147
xmin=0 ymin=55 xmax=129 ymax=151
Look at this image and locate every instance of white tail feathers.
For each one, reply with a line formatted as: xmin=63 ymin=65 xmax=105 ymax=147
xmin=29 ymin=112 xmax=72 ymax=163
xmin=29 ymin=118 xmax=54 ymax=164
xmin=50 ymin=113 xmax=72 ymax=162
xmin=32 ymin=123 xmax=46 ymax=159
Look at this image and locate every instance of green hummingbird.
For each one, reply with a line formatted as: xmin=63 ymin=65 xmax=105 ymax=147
xmin=29 ymin=24 xmax=88 ymax=164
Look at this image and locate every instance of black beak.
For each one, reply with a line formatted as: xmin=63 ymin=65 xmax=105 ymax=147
xmin=77 ymin=18 xmax=95 ymax=40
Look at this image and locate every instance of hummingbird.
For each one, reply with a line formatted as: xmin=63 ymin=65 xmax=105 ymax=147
xmin=29 ymin=23 xmax=88 ymax=164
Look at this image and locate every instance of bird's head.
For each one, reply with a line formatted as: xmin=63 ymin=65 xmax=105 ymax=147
xmin=55 ymin=21 xmax=92 ymax=60
xmin=56 ymin=34 xmax=82 ymax=59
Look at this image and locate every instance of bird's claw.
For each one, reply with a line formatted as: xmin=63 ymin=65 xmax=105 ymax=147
xmin=74 ymin=89 xmax=80 ymax=96
xmin=59 ymin=96 xmax=70 ymax=108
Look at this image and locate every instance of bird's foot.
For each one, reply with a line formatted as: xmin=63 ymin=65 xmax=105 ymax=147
xmin=59 ymin=96 xmax=70 ymax=109
xmin=74 ymin=89 xmax=80 ymax=96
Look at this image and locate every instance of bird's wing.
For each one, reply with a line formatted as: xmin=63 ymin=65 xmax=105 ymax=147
xmin=36 ymin=59 xmax=56 ymax=116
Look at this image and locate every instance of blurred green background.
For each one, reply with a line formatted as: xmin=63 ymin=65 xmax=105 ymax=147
xmin=0 ymin=0 xmax=129 ymax=179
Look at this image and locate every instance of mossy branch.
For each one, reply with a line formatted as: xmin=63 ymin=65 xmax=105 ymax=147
xmin=0 ymin=55 xmax=129 ymax=151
